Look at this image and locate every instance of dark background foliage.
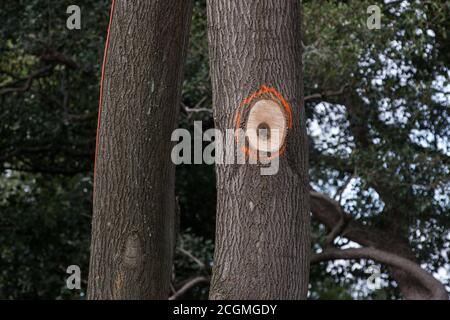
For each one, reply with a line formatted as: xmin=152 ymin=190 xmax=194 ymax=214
xmin=0 ymin=0 xmax=448 ymax=299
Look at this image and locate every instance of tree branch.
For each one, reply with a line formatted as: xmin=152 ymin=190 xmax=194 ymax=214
xmin=309 ymin=189 xmax=449 ymax=300
xmin=311 ymin=247 xmax=448 ymax=300
xmin=180 ymin=97 xmax=212 ymax=119
xmin=0 ymin=65 xmax=54 ymax=95
xmin=177 ymin=247 xmax=207 ymax=271
xmin=304 ymin=84 xmax=349 ymax=102
xmin=169 ymin=276 xmax=209 ymax=300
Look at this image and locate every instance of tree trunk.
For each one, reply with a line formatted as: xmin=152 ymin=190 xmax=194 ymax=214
xmin=206 ymin=0 xmax=310 ymax=299
xmin=88 ymin=0 xmax=192 ymax=299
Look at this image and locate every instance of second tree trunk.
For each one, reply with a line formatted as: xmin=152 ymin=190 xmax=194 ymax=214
xmin=207 ymin=0 xmax=310 ymax=299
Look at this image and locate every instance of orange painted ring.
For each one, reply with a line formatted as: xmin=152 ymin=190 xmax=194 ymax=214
xmin=234 ymin=85 xmax=292 ymax=160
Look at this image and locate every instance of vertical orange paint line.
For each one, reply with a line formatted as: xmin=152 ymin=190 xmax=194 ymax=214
xmin=93 ymin=0 xmax=116 ymax=193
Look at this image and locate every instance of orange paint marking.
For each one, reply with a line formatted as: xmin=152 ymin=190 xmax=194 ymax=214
xmin=93 ymin=0 xmax=116 ymax=193
xmin=234 ymin=85 xmax=293 ymax=160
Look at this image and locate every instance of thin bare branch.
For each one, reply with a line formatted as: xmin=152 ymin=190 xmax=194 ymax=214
xmin=181 ymin=102 xmax=212 ymax=114
xmin=304 ymin=84 xmax=349 ymax=102
xmin=0 ymin=66 xmax=54 ymax=95
xmin=169 ymin=276 xmax=209 ymax=300
xmin=323 ymin=215 xmax=349 ymax=248
xmin=178 ymin=247 xmax=206 ymax=270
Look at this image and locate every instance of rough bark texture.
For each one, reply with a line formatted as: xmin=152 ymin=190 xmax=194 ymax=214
xmin=88 ymin=0 xmax=192 ymax=299
xmin=207 ymin=0 xmax=310 ymax=299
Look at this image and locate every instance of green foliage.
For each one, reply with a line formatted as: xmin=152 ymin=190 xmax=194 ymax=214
xmin=0 ymin=0 xmax=448 ymax=299
xmin=174 ymin=231 xmax=214 ymax=299
xmin=303 ymin=0 xmax=449 ymax=298
xmin=0 ymin=172 xmax=91 ymax=299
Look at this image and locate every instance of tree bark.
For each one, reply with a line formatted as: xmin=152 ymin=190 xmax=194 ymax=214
xmin=88 ymin=0 xmax=192 ymax=299
xmin=207 ymin=0 xmax=310 ymax=299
